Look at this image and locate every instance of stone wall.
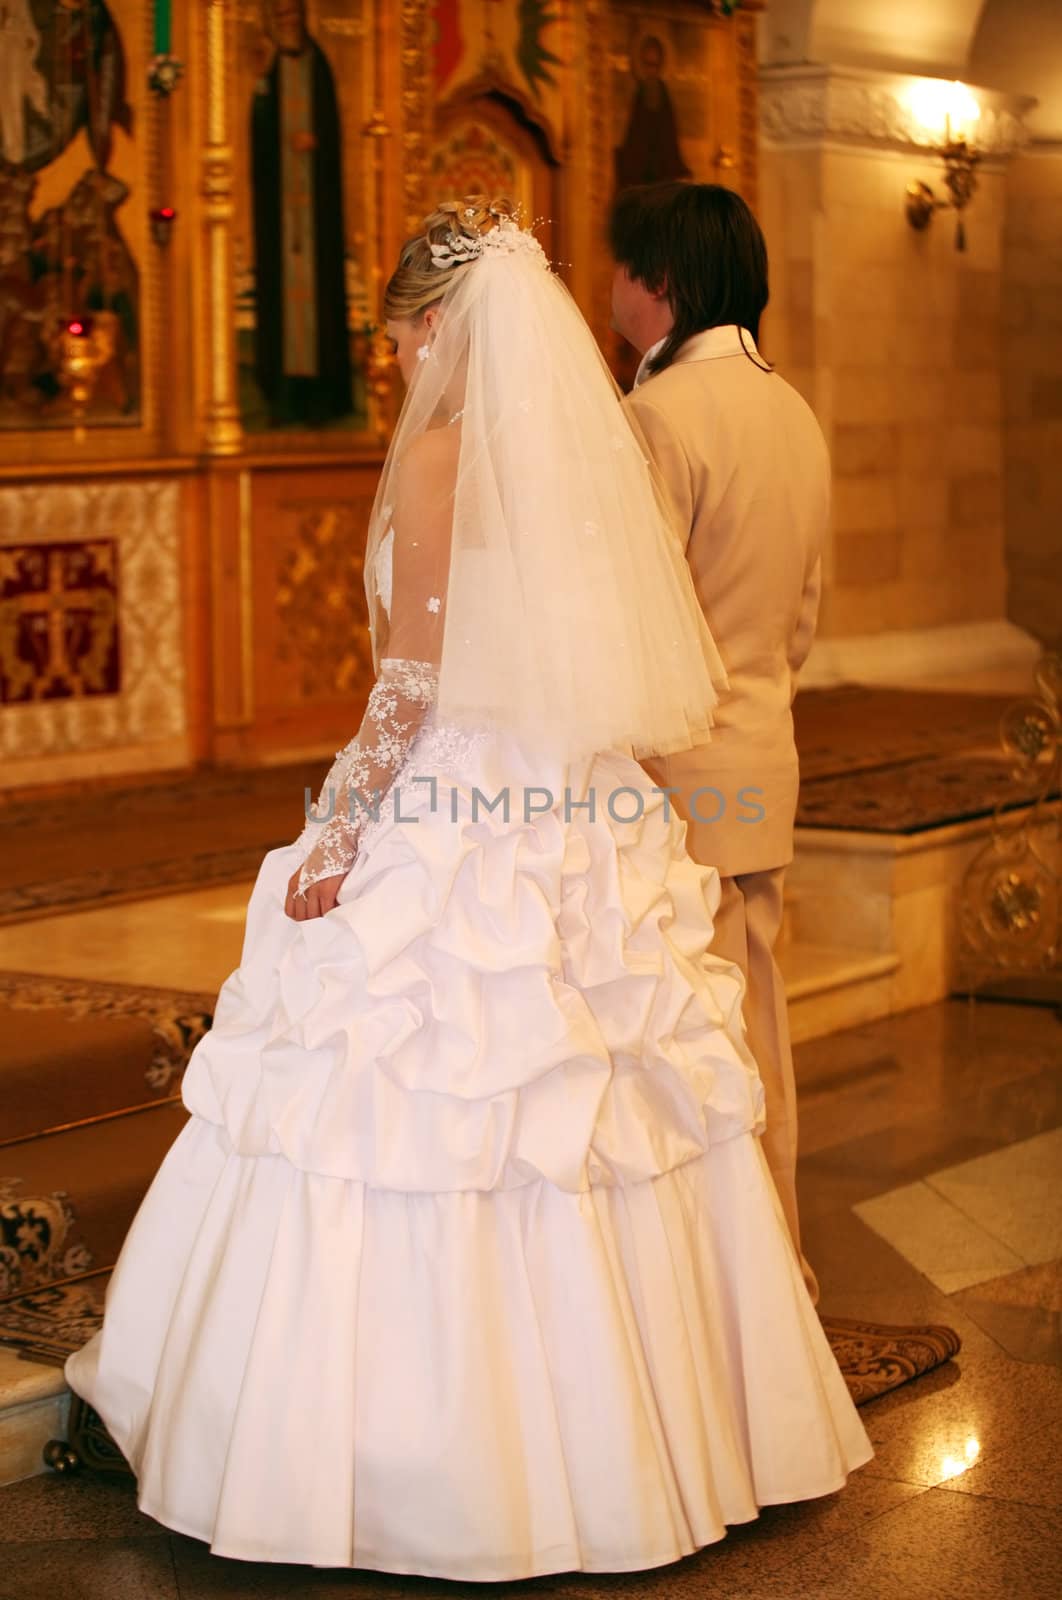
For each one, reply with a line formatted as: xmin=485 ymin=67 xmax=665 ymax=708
xmin=758 ymin=65 xmax=1037 ymax=674
xmin=1002 ymin=147 xmax=1062 ymax=648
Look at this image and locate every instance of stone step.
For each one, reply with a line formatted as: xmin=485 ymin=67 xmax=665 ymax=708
xmin=0 ymin=1348 xmax=69 ymax=1487
xmin=780 ymin=941 xmax=902 ymax=1045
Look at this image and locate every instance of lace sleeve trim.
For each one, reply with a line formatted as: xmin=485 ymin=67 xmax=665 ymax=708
xmin=293 ymin=657 xmax=438 ymax=896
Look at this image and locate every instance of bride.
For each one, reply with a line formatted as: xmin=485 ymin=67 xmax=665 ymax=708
xmin=65 ymin=197 xmax=873 ymax=1579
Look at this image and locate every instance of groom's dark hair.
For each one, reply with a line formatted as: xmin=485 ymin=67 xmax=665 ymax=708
xmin=608 ymin=182 xmax=770 ymax=379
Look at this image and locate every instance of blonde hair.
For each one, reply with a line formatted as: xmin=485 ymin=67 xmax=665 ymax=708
xmin=383 ymin=194 xmax=516 ymax=321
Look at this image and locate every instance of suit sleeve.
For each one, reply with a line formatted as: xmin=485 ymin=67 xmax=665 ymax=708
xmin=623 ymin=390 xmax=695 ymax=545
xmin=788 ymin=554 xmax=822 ymax=690
xmin=788 ymin=441 xmax=829 ymax=684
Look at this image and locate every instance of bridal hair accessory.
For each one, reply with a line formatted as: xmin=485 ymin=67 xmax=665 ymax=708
xmin=428 ymin=197 xmax=549 ymax=271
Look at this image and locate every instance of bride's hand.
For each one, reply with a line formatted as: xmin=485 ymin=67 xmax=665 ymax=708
xmin=284 ymin=866 xmax=347 ymax=920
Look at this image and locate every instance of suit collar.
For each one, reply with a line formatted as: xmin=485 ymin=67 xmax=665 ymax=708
xmin=633 ymin=324 xmax=761 ymax=388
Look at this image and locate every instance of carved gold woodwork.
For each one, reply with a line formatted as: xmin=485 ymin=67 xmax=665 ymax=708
xmin=201 ymin=0 xmax=243 ymax=457
xmin=275 ymin=500 xmax=376 ymax=701
xmin=0 ymin=2 xmax=760 ymax=473
xmin=401 ymin=0 xmax=435 ymax=235
xmin=0 ymin=3 xmax=762 ymax=781
xmin=735 ymin=3 xmax=761 ymax=210
xmin=960 ymin=653 xmax=1062 ymax=991
xmin=0 ymin=0 xmax=178 ymax=469
xmin=209 ymin=462 xmax=382 ymax=767
xmin=585 ymin=0 xmax=613 ymax=349
xmin=188 ymin=2 xmax=436 ymax=459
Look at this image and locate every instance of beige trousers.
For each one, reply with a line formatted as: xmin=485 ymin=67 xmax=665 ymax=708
xmin=711 ymin=868 xmax=820 ymax=1307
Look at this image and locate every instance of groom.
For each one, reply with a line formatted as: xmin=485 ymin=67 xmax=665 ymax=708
xmin=610 ymin=181 xmax=827 ymax=1307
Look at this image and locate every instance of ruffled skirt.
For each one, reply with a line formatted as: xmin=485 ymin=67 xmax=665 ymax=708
xmin=65 ymin=736 xmax=873 ymax=1578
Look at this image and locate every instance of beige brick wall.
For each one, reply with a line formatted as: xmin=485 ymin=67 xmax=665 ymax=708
xmin=1002 ymin=148 xmax=1062 ymax=648
xmin=760 ymin=141 xmax=1010 ymax=640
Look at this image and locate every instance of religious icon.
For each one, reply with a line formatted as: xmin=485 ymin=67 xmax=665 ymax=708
xmin=0 ymin=0 xmax=49 ymax=166
xmin=614 ymin=33 xmax=692 ymax=191
xmin=0 ymin=0 xmax=132 ymax=174
xmin=0 ymin=1 xmax=138 ymax=429
xmin=250 ymin=0 xmax=353 ymax=428
xmin=37 ymin=169 xmax=139 ymax=412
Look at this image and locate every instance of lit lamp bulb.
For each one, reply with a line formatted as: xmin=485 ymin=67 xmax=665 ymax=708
xmin=946 ymin=84 xmax=981 ymax=146
xmin=907 ymin=80 xmax=981 ymax=146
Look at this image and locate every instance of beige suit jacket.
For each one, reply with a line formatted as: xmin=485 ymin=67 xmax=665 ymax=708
xmin=625 ymin=326 xmax=828 ymax=876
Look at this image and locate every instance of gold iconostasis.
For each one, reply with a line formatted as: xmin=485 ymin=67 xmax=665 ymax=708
xmin=0 ymin=1 xmax=760 ymax=783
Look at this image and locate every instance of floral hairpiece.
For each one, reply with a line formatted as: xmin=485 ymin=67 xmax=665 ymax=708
xmin=429 ymin=206 xmax=548 ymax=270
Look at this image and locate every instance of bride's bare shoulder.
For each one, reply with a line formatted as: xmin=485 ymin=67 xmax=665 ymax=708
xmin=399 ymin=425 xmax=460 ymax=496
xmin=406 ymin=424 xmax=461 ymax=462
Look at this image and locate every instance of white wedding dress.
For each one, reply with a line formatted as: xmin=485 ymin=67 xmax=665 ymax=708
xmin=65 ymin=528 xmax=873 ymax=1580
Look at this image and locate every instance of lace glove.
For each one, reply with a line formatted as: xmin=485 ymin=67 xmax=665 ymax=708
xmin=293 ymin=657 xmax=439 ymax=897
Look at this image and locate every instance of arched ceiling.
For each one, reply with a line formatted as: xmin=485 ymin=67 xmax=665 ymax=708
xmin=762 ymin=0 xmax=985 ymax=73
xmin=762 ymin=0 xmax=1062 ymax=135
xmin=968 ymin=0 xmax=1062 ymax=136
xmin=810 ymin=0 xmax=985 ymax=76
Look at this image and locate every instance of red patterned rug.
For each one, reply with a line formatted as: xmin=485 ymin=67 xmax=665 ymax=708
xmin=796 ymin=754 xmax=1059 ymax=833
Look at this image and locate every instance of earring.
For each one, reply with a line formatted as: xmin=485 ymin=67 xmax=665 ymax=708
xmin=416 ymin=341 xmax=432 ymax=362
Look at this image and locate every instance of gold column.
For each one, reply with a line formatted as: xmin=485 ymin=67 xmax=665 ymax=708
xmin=201 ymin=0 xmax=242 ymax=456
xmin=400 ymin=0 xmax=433 ymax=235
xmin=363 ymin=1 xmax=395 ymax=443
xmin=585 ymin=0 xmax=612 ymax=349
xmin=736 ymin=4 xmax=761 ymax=211
xmin=360 ymin=0 xmax=434 ymax=441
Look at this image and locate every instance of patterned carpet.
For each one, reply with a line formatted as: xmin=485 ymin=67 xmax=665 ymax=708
xmin=818 ymin=1314 xmax=962 ymax=1405
xmin=791 ymin=685 xmax=1014 ymax=782
xmin=796 ymin=754 xmax=1060 ymax=833
xmin=0 ymin=970 xmax=211 ymax=1147
xmin=791 ymin=684 xmax=1060 ymax=832
xmin=0 ymin=973 xmax=208 ymax=1305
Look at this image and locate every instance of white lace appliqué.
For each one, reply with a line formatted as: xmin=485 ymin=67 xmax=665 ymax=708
xmin=293 ymin=657 xmax=438 ymax=896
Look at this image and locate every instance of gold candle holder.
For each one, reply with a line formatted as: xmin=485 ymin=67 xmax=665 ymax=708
xmin=51 ymin=314 xmax=118 ymax=440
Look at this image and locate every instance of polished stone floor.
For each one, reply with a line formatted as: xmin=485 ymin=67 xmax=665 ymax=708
xmin=1 ymin=996 xmax=1060 ymax=1600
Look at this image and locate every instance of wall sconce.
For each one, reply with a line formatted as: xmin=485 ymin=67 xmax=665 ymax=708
xmin=904 ymin=80 xmax=982 ymax=251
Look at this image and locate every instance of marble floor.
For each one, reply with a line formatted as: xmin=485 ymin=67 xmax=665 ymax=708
xmin=0 ymin=878 xmax=253 ymax=996
xmin=0 ymin=995 xmax=1059 ymax=1599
